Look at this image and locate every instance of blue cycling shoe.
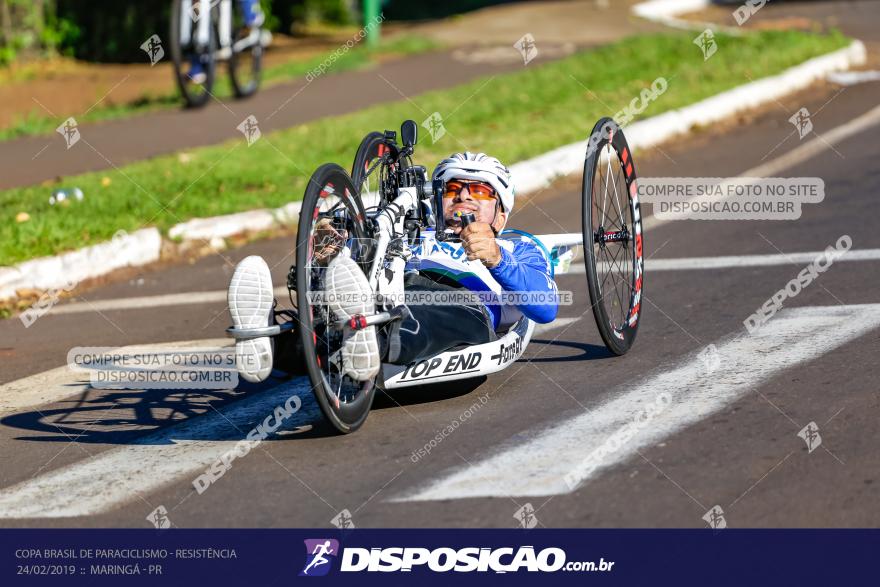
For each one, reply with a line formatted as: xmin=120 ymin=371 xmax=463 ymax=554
xmin=188 ymin=60 xmax=207 ymax=84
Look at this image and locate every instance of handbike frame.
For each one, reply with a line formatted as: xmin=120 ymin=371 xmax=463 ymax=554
xmin=229 ymin=121 xmax=589 ymax=390
xmin=344 ymin=130 xmax=542 ymax=389
xmin=356 ymin=175 xmax=540 ymax=389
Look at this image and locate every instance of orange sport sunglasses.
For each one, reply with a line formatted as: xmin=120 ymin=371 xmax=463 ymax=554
xmin=442 ymin=179 xmax=497 ymax=201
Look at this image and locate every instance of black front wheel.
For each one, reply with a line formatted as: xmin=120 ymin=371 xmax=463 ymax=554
xmin=228 ymin=22 xmax=262 ymax=98
xmin=351 ymin=131 xmax=388 ymax=205
xmin=170 ymin=0 xmax=217 ymax=108
xmin=582 ymin=118 xmax=644 ymax=356
xmin=296 ymin=164 xmax=375 ymax=433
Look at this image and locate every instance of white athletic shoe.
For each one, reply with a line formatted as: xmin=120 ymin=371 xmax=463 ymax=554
xmin=228 ymin=255 xmax=274 ymax=383
xmin=325 ymin=254 xmax=380 ymax=381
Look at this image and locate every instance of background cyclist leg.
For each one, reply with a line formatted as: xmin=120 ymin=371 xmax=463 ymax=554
xmin=188 ymin=0 xmax=263 ymax=84
xmin=239 ymin=0 xmax=263 ymax=27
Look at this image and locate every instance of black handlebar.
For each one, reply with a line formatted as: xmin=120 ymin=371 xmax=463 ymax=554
xmin=378 ymin=120 xmax=455 ymax=240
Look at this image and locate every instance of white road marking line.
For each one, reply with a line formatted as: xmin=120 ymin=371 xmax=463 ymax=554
xmin=644 ymin=103 xmax=880 ymax=231
xmin=0 ymin=313 xmax=580 ymax=518
xmin=0 ymin=339 xmax=229 ymax=418
xmin=0 ymin=311 xmax=582 ymax=517
xmin=44 ymin=246 xmax=880 ymax=316
xmin=561 ymin=248 xmax=880 ymax=275
xmin=50 ymin=286 xmax=289 ymax=316
xmin=393 ymin=304 xmax=880 ymax=500
xmin=711 ymin=102 xmax=880 ymax=178
xmin=644 ymin=248 xmax=880 ymax=270
xmin=0 ymin=321 xmax=576 ymax=420
xmin=25 ymin=104 xmax=880 ymax=319
xmin=532 ymin=317 xmax=580 ymax=337
xmin=0 ymin=377 xmax=322 ymax=518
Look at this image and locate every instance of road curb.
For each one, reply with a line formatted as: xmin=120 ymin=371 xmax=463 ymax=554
xmin=508 ymin=39 xmax=866 ymax=195
xmin=169 ymin=208 xmax=280 ymax=244
xmin=0 ymin=39 xmax=866 ymax=303
xmin=0 ymin=228 xmax=162 ymax=301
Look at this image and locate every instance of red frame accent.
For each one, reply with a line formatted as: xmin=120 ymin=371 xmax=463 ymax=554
xmin=348 ymin=315 xmax=368 ymax=330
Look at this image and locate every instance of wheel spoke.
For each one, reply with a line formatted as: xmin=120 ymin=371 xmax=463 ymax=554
xmin=591 ymin=142 xmax=637 ymax=331
xmin=600 ymin=146 xmax=612 ymax=223
xmin=609 ymin=239 xmax=632 ymax=318
xmin=607 ymin=152 xmax=626 ymax=227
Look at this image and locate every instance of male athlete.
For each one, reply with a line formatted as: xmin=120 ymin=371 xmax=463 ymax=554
xmin=227 ymin=152 xmax=558 ymax=382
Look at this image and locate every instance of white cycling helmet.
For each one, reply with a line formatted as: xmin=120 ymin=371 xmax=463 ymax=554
xmin=432 ymin=152 xmax=515 ymax=213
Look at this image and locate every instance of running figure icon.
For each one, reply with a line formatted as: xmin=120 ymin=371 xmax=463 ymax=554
xmin=301 ymin=539 xmax=338 ymax=576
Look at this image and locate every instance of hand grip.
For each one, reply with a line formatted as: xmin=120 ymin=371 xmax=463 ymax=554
xmin=455 ymin=211 xmax=476 ymax=228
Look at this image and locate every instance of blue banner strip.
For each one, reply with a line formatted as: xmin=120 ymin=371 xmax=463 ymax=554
xmin=2 ymin=529 xmax=875 ymax=585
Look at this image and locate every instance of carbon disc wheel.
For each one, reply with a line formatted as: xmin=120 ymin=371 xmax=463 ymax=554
xmin=582 ymin=118 xmax=644 ymax=356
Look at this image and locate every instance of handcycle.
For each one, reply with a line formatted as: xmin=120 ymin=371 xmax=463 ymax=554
xmin=169 ymin=0 xmax=272 ymax=108
xmin=230 ymin=118 xmax=644 ymax=434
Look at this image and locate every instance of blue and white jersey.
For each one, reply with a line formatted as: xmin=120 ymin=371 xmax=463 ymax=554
xmin=406 ymin=230 xmax=559 ymax=329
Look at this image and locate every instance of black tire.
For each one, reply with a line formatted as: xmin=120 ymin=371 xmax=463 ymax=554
xmin=351 ymin=131 xmax=386 ymax=193
xmin=228 ymin=22 xmax=262 ymax=98
xmin=170 ymin=0 xmax=216 ymax=108
xmin=351 ymin=131 xmax=410 ymax=209
xmin=582 ymin=118 xmax=644 ymax=356
xmin=351 ymin=131 xmax=393 ymax=215
xmin=296 ymin=164 xmax=375 ymax=433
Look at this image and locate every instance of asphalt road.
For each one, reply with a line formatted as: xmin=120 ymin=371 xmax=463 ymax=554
xmin=1 ymin=65 xmax=878 ymax=529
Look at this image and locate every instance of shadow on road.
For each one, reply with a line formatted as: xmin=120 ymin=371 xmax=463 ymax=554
xmin=375 ymin=377 xmax=487 ymax=409
xmin=1 ymin=339 xmax=607 ymax=443
xmin=524 ymin=338 xmax=615 ymax=363
xmin=0 ymin=377 xmax=342 ymax=443
xmin=0 ymin=374 xmax=484 ymax=443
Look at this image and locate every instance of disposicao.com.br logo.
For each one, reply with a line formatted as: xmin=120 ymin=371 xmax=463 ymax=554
xmin=301 ymin=543 xmax=613 ymax=574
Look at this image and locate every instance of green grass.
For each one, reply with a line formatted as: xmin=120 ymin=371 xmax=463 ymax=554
xmin=0 ymin=95 xmax=179 ymax=141
xmin=0 ymin=34 xmax=443 ymax=141
xmin=0 ymin=29 xmax=849 ymax=266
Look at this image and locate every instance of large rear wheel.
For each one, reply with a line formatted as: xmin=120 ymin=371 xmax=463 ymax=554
xmin=582 ymin=118 xmax=644 ymax=356
xmin=296 ymin=164 xmax=375 ymax=433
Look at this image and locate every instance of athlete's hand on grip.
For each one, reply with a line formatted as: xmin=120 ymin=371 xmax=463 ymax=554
xmin=460 ymin=222 xmax=501 ymax=268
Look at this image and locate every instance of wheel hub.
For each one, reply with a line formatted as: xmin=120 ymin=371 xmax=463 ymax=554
xmin=594 ymin=226 xmax=630 ymax=247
